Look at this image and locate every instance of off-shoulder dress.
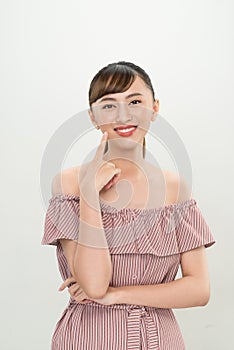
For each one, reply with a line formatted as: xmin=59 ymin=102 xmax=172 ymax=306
xmin=42 ymin=194 xmax=215 ymax=350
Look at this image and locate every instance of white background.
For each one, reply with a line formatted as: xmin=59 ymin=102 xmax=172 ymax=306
xmin=1 ymin=0 xmax=233 ymax=349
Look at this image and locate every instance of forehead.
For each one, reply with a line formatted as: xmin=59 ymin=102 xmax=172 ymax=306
xmin=96 ymin=76 xmax=151 ymax=103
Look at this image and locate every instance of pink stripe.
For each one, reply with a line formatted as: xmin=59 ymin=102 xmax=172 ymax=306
xmin=41 ymin=194 xmax=215 ymax=349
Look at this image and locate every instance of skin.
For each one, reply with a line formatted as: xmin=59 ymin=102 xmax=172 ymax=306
xmin=59 ymin=245 xmax=210 ymax=308
xmin=56 ymin=75 xmax=211 ymax=308
xmin=89 ymin=75 xmax=159 ymax=179
xmin=88 ymin=76 xmax=173 ymax=209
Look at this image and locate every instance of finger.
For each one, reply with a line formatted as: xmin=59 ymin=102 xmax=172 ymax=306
xmin=106 ymin=162 xmax=115 ymax=168
xmin=94 ymin=131 xmax=108 ymax=162
xmin=113 ymin=172 xmax=121 ymax=181
xmin=108 ymin=168 xmax=121 ymax=179
xmin=73 ymin=291 xmax=85 ymax=301
xmin=104 ymin=170 xmax=121 ymax=190
xmin=69 ymin=288 xmax=81 ymax=298
xmin=104 ymin=180 xmax=114 ymax=190
xmin=69 ymin=284 xmax=81 ymax=296
xmin=79 ymin=298 xmax=93 ymax=304
xmin=58 ymin=277 xmax=76 ymax=291
xmin=73 ymin=289 xmax=83 ymax=298
xmin=68 ymin=286 xmax=75 ymax=296
xmin=74 ymin=295 xmax=86 ymax=302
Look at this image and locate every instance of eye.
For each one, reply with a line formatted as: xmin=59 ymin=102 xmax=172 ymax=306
xmin=129 ymin=99 xmax=141 ymax=105
xmin=102 ymin=104 xmax=116 ymax=110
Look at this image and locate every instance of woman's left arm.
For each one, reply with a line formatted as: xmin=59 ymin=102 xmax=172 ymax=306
xmin=115 ymin=246 xmax=211 ymax=308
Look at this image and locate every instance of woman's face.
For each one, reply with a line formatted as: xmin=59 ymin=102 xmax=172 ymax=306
xmin=89 ymin=75 xmax=159 ymax=150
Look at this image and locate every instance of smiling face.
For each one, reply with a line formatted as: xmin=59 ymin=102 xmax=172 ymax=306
xmin=89 ymin=76 xmax=160 ymax=150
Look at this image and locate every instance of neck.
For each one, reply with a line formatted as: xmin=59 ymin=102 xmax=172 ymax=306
xmin=102 ymin=142 xmax=146 ymax=178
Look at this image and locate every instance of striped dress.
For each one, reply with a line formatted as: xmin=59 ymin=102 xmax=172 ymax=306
xmin=41 ymin=194 xmax=215 ymax=350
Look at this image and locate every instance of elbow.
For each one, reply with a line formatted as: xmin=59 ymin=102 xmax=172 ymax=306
xmin=85 ymin=285 xmax=109 ymax=299
xmin=74 ymin=274 xmax=109 ymax=299
xmin=73 ymin=263 xmax=112 ymax=299
xmin=198 ymin=291 xmax=210 ymax=306
xmin=73 ymin=278 xmax=108 ymax=299
xmin=196 ymin=284 xmax=210 ymax=306
xmin=74 ymin=273 xmax=109 ymax=299
xmin=86 ymin=290 xmax=107 ymax=299
xmin=73 ymin=275 xmax=108 ymax=299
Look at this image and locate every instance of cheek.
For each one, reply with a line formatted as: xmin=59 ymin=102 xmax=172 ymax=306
xmin=95 ymin=113 xmax=117 ymax=127
xmin=138 ymin=121 xmax=151 ymax=136
xmin=136 ymin=109 xmax=153 ymax=130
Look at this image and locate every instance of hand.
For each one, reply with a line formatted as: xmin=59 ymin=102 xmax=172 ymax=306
xmin=58 ymin=276 xmax=93 ymax=304
xmin=79 ymin=132 xmax=121 ymax=195
xmin=59 ymin=277 xmax=119 ymax=306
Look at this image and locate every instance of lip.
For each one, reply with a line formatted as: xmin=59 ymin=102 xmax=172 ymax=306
xmin=114 ymin=125 xmax=137 ymax=130
xmin=114 ymin=125 xmax=138 ymax=137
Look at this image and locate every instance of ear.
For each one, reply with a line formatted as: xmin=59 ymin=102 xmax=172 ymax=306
xmin=151 ymin=99 xmax=160 ymax=121
xmin=88 ymin=108 xmax=96 ymax=127
xmin=88 ymin=108 xmax=94 ymax=121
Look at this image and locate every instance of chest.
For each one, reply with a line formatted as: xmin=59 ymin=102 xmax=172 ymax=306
xmin=99 ymin=170 xmax=175 ymax=210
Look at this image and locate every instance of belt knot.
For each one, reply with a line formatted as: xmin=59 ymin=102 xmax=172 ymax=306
xmin=126 ymin=305 xmax=149 ymax=317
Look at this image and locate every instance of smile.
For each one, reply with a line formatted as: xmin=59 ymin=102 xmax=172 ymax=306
xmin=114 ymin=125 xmax=138 ymax=137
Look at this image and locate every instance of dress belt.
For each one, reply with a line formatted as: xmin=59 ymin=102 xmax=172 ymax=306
xmin=69 ymin=300 xmax=160 ymax=350
xmin=126 ymin=305 xmax=159 ymax=350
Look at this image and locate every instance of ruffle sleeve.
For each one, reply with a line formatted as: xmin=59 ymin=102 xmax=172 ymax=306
xmin=173 ymin=199 xmax=216 ymax=253
xmin=136 ymin=198 xmax=216 ymax=256
xmin=41 ymin=194 xmax=80 ymax=246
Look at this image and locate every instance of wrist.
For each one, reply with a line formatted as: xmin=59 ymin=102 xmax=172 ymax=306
xmin=115 ymin=286 xmax=127 ymax=304
xmin=80 ymin=188 xmax=100 ymax=210
xmin=80 ymin=185 xmax=99 ymax=200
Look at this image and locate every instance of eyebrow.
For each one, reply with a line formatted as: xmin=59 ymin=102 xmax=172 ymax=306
xmin=99 ymin=93 xmax=143 ymax=103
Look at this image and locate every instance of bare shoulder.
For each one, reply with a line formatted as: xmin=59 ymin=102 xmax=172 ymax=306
xmin=51 ymin=165 xmax=84 ymax=196
xmin=162 ymin=169 xmax=193 ymax=204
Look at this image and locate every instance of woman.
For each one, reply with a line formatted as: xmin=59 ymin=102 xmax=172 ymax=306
xmin=42 ymin=61 xmax=215 ymax=349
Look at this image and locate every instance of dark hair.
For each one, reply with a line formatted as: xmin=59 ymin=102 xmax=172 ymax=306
xmin=89 ymin=61 xmax=155 ymax=105
xmin=89 ymin=61 xmax=155 ymax=158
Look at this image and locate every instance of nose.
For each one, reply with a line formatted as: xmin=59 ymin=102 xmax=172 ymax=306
xmin=116 ymin=102 xmax=131 ymax=122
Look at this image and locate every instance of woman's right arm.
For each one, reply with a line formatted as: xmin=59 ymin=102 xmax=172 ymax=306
xmin=52 ymin=133 xmax=121 ymax=299
xmin=75 ymin=189 xmax=113 ymax=299
xmin=52 ymin=169 xmax=112 ymax=299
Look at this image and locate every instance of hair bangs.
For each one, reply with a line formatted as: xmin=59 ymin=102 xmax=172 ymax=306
xmin=89 ymin=65 xmax=137 ymax=106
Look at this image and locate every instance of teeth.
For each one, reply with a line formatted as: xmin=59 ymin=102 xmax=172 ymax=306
xmin=116 ymin=127 xmax=135 ymax=133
